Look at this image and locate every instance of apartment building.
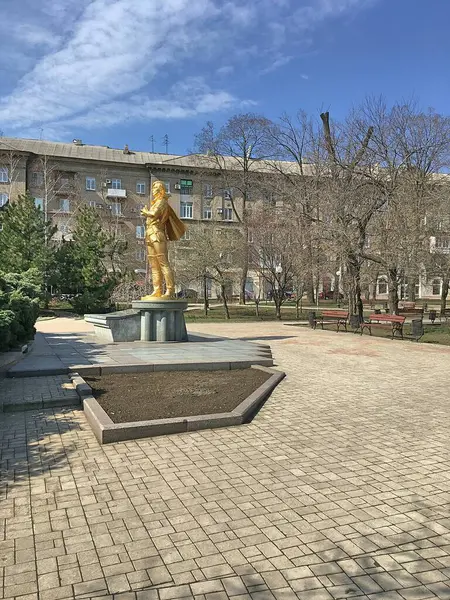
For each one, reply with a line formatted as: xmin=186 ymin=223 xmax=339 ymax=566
xmin=0 ymin=137 xmax=248 ymax=295
xmin=0 ymin=136 xmax=448 ymax=301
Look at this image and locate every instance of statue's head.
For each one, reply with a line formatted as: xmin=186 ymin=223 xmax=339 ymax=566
xmin=152 ymin=180 xmax=167 ymax=201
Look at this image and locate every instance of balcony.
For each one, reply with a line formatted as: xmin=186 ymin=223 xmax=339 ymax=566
xmin=107 ymin=188 xmax=127 ymax=198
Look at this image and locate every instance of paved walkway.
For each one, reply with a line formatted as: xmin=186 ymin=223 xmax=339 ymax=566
xmin=0 ymin=375 xmax=78 ymax=411
xmin=1 ymin=320 xmax=450 ymax=599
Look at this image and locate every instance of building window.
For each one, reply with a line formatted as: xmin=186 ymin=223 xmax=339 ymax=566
xmin=0 ymin=167 xmax=8 ymax=183
xmin=180 ymin=201 xmax=193 ymax=219
xmin=248 ymin=230 xmax=254 ymax=243
xmin=223 ymin=189 xmax=232 ymax=200
xmin=59 ymin=223 xmax=70 ymax=235
xmin=181 ymin=230 xmax=191 ymax=241
xmin=180 ymin=179 xmax=193 ymax=195
xmin=204 ymin=184 xmax=213 ymax=198
xmin=89 ymin=200 xmax=96 ymax=208
xmin=378 ymin=279 xmax=387 ymax=295
xmin=136 ymin=248 xmax=146 ymax=261
xmin=34 ymin=198 xmax=44 ymax=210
xmin=136 ymin=225 xmax=145 ymax=239
xmin=136 ymin=182 xmax=146 ymax=195
xmin=32 ymin=172 xmax=44 ymax=186
xmin=111 ymin=179 xmax=122 ymax=189
xmin=223 ymin=207 xmax=233 ymax=221
xmin=202 ymin=205 xmax=212 ymax=220
xmin=432 ymin=279 xmax=441 ymax=296
xmin=60 ymin=198 xmax=70 ymax=213
xmin=86 ymin=177 xmax=96 ymax=191
xmin=436 ymin=238 xmax=450 ymax=249
xmin=164 ymin=181 xmax=171 ymax=193
xmin=111 ymin=202 xmax=122 ymax=216
xmin=0 ymin=193 xmax=9 ymax=207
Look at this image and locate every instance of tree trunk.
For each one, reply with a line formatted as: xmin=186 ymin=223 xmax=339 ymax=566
xmin=274 ymin=298 xmax=282 ymax=320
xmin=295 ymin=298 xmax=300 ymax=319
xmin=388 ymin=268 xmax=399 ymax=314
xmin=239 ymin=237 xmax=249 ymax=305
xmin=346 ymin=254 xmax=363 ymax=319
xmin=407 ymin=276 xmax=416 ymax=302
xmin=203 ymin=275 xmax=209 ymax=317
xmin=306 ymin=281 xmax=315 ymax=304
xmin=255 ymin=298 xmax=260 ymax=318
xmin=440 ymin=276 xmax=449 ymax=313
xmin=221 ymin=284 xmax=230 ymax=319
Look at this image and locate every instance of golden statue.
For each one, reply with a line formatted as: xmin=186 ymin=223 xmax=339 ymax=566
xmin=141 ymin=180 xmax=186 ymax=300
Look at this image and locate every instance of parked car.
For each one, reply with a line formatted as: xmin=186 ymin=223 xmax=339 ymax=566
xmin=319 ymin=290 xmax=344 ymax=300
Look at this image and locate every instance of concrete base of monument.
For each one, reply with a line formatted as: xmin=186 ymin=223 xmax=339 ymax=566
xmin=132 ymin=299 xmax=188 ymax=342
xmin=84 ymin=309 xmax=141 ymax=343
xmin=85 ymin=300 xmax=188 ymax=343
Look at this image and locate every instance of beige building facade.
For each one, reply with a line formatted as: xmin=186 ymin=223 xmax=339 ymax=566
xmin=0 ymin=136 xmax=448 ymax=301
xmin=0 ymin=137 xmax=248 ymax=297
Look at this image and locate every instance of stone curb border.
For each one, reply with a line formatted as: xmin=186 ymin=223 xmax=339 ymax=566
xmin=65 ymin=356 xmax=273 ymax=378
xmin=70 ymin=365 xmax=285 ymax=445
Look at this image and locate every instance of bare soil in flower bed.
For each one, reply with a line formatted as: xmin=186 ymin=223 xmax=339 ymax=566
xmin=84 ymin=369 xmax=271 ymax=423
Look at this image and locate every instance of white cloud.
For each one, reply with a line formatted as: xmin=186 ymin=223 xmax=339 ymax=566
xmin=216 ymin=66 xmax=235 ymax=77
xmin=0 ymin=0 xmax=379 ymax=135
xmin=260 ymin=55 xmax=293 ymax=75
xmin=12 ymin=24 xmax=62 ymax=49
xmin=65 ymin=79 xmax=241 ymax=129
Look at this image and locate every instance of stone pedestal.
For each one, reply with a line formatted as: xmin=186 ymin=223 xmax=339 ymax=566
xmin=85 ymin=309 xmax=141 ymax=343
xmin=131 ymin=300 xmax=188 ymax=342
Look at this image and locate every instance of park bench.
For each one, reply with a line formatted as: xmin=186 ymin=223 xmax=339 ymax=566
xmin=398 ymin=301 xmax=424 ymax=316
xmin=360 ymin=313 xmax=406 ymax=339
xmin=438 ymin=308 xmax=450 ymax=322
xmin=313 ymin=310 xmax=349 ymax=332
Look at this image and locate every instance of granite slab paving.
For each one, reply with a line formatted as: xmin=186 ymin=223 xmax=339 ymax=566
xmin=7 ymin=331 xmax=273 ymax=377
xmin=2 ymin=319 xmax=450 ymax=599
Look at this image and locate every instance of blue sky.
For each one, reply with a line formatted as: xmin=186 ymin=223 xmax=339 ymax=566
xmin=0 ymin=0 xmax=448 ymax=155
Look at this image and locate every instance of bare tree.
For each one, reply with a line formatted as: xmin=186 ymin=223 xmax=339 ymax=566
xmin=177 ymin=224 xmax=244 ymax=319
xmin=194 ymin=113 xmax=274 ymax=303
xmin=357 ymin=99 xmax=450 ymax=313
xmin=248 ymin=204 xmax=298 ymax=320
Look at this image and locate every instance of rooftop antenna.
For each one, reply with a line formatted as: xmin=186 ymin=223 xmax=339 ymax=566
xmin=149 ymin=135 xmax=155 ymax=153
xmin=39 ymin=127 xmax=44 ymax=140
xmin=163 ymin=134 xmax=169 ymax=154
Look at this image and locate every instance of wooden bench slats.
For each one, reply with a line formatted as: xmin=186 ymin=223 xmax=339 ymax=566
xmin=360 ymin=313 xmax=406 ymax=339
xmin=313 ymin=310 xmax=349 ymax=333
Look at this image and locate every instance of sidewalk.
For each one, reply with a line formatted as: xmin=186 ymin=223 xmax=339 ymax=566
xmin=2 ymin=319 xmax=450 ymax=599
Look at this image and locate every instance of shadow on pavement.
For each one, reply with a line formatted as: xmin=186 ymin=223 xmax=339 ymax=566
xmin=0 ymin=407 xmax=85 ymax=488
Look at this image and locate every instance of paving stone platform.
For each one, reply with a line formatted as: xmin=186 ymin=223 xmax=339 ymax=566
xmin=2 ymin=319 xmax=450 ymax=599
xmin=7 ymin=331 xmax=272 ymax=378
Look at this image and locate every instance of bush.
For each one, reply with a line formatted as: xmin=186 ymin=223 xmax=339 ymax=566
xmin=70 ymin=288 xmax=113 ymax=315
xmin=0 ymin=310 xmax=16 ymax=352
xmin=0 ymin=269 xmax=42 ymax=352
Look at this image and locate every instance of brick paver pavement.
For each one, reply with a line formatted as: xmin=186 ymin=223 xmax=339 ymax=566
xmin=0 ymin=375 xmax=78 ymax=410
xmin=2 ymin=320 xmax=450 ymax=599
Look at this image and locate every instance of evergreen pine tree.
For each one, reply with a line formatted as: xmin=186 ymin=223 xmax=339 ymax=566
xmin=0 ymin=192 xmax=56 ymax=278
